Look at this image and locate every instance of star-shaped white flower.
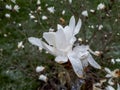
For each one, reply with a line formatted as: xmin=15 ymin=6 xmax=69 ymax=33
xmin=28 ymin=16 xmax=83 ymax=77
xmin=68 ymin=45 xmax=101 ymax=70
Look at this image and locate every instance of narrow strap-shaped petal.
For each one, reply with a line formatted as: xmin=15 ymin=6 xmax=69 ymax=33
xmin=69 ymin=16 xmax=75 ymax=33
xmin=105 ymin=74 xmax=112 ymax=78
xmin=28 ymin=37 xmax=42 ymax=47
xmin=87 ymin=54 xmax=101 ymax=69
xmin=68 ymin=53 xmax=83 ymax=78
xmin=55 ymin=56 xmax=68 ymax=64
xmin=43 ymin=32 xmax=56 ymax=46
xmin=104 ymin=67 xmax=112 ymax=74
xmin=117 ymin=84 xmax=120 ymax=90
xmin=74 ymin=18 xmax=82 ymax=35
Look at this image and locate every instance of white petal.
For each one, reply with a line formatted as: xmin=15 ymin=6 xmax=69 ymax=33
xmin=43 ymin=32 xmax=56 ymax=46
xmin=105 ymin=74 xmax=112 ymax=78
xmin=41 ymin=41 xmax=56 ymax=56
xmin=81 ymin=59 xmax=89 ymax=67
xmin=55 ymin=28 xmax=67 ymax=49
xmin=104 ymin=67 xmax=112 ymax=74
xmin=68 ymin=53 xmax=83 ymax=78
xmin=55 ymin=56 xmax=68 ymax=64
xmin=64 ymin=26 xmax=73 ymax=41
xmin=108 ymin=78 xmax=114 ymax=85
xmin=106 ymin=85 xmax=115 ymax=90
xmin=69 ymin=16 xmax=75 ymax=32
xmin=39 ymin=74 xmax=48 ymax=82
xmin=74 ymin=18 xmax=82 ymax=35
xmin=36 ymin=66 xmax=45 ymax=73
xmin=57 ymin=24 xmax=63 ymax=30
xmin=87 ymin=54 xmax=101 ymax=69
xmin=28 ymin=37 xmax=42 ymax=47
xmin=117 ymin=84 xmax=120 ymax=90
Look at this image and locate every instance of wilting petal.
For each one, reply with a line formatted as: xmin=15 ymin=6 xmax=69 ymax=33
xmin=74 ymin=18 xmax=82 ymax=35
xmin=28 ymin=37 xmax=42 ymax=47
xmin=87 ymin=54 xmax=101 ymax=69
xmin=68 ymin=53 xmax=83 ymax=78
xmin=43 ymin=32 xmax=56 ymax=46
xmin=104 ymin=67 xmax=112 ymax=74
xmin=55 ymin=56 xmax=68 ymax=64
xmin=69 ymin=16 xmax=75 ymax=32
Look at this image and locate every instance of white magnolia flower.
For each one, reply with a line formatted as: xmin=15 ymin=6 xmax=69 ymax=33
xmin=116 ymin=58 xmax=120 ymax=62
xmin=68 ymin=0 xmax=72 ymax=4
xmin=69 ymin=45 xmax=101 ymax=69
xmin=105 ymin=68 xmax=120 ymax=85
xmin=111 ymin=59 xmax=115 ymax=64
xmin=37 ymin=0 xmax=41 ymax=5
xmin=98 ymin=25 xmax=103 ymax=30
xmin=97 ymin=3 xmax=105 ymax=10
xmin=28 ymin=16 xmax=83 ymax=77
xmin=36 ymin=66 xmax=45 ymax=73
xmin=90 ymin=9 xmax=95 ymax=13
xmin=62 ymin=10 xmax=66 ymax=15
xmin=30 ymin=14 xmax=35 ymax=19
xmin=39 ymin=74 xmax=48 ymax=82
xmin=42 ymin=15 xmax=48 ymax=20
xmin=5 ymin=4 xmax=12 ymax=10
xmin=11 ymin=0 xmax=16 ymax=3
xmin=5 ymin=13 xmax=11 ymax=18
xmin=17 ymin=41 xmax=24 ymax=49
xmin=47 ymin=6 xmax=55 ymax=13
xmin=81 ymin=10 xmax=88 ymax=17
xmin=13 ymin=5 xmax=20 ymax=12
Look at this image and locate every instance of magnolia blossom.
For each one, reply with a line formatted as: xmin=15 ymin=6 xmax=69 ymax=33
xmin=69 ymin=45 xmax=101 ymax=70
xmin=5 ymin=13 xmax=11 ymax=18
xmin=105 ymin=68 xmax=120 ymax=85
xmin=42 ymin=15 xmax=48 ymax=20
xmin=81 ymin=10 xmax=88 ymax=17
xmin=47 ymin=6 xmax=55 ymax=13
xmin=36 ymin=66 xmax=45 ymax=73
xmin=17 ymin=41 xmax=24 ymax=49
xmin=13 ymin=5 xmax=20 ymax=12
xmin=5 ymin=4 xmax=12 ymax=10
xmin=37 ymin=0 xmax=41 ymax=5
xmin=97 ymin=3 xmax=105 ymax=10
xmin=11 ymin=0 xmax=16 ymax=3
xmin=68 ymin=0 xmax=72 ymax=4
xmin=39 ymin=74 xmax=48 ymax=82
xmin=28 ymin=16 xmax=83 ymax=77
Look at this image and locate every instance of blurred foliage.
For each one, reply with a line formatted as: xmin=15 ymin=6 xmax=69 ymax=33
xmin=0 ymin=0 xmax=120 ymax=90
